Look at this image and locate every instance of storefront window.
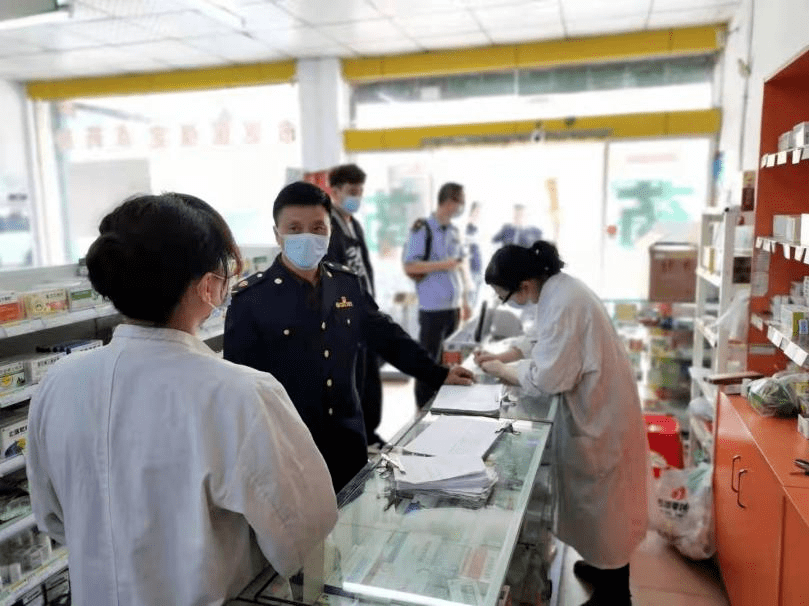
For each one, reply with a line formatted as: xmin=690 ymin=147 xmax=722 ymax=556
xmin=42 ymin=83 xmax=300 ymax=262
xmin=351 ymin=55 xmax=715 ymax=129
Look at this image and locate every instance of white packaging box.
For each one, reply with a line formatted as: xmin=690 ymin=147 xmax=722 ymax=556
xmin=794 ymin=122 xmax=809 ymax=147
xmin=800 ymin=215 xmax=809 ymax=245
xmin=779 ymin=131 xmax=793 ymax=151
xmin=0 ymin=360 xmax=25 ymax=394
xmin=61 ymin=282 xmax=101 ymax=311
xmin=0 ymin=413 xmax=27 ymax=457
xmin=22 ymin=287 xmax=68 ymax=317
xmin=781 ymin=303 xmax=809 ymax=335
xmin=798 ymin=415 xmax=809 ymax=439
xmin=774 ymin=214 xmax=791 ymax=239
xmin=4 ymin=352 xmax=65 ymax=385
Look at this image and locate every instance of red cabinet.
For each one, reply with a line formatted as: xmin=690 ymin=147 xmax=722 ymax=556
xmin=780 ymin=489 xmax=809 ymax=605
xmin=715 ymin=395 xmax=783 ymax=606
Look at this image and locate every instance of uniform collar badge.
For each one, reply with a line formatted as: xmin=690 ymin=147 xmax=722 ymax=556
xmin=335 ymin=296 xmax=354 ymax=309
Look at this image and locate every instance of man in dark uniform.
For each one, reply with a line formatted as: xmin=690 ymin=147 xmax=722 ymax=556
xmin=224 ymin=182 xmax=474 ymax=492
xmin=325 ymin=163 xmax=384 ymax=449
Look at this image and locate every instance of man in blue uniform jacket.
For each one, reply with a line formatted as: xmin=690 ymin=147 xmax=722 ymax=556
xmin=224 ymin=182 xmax=475 ymax=492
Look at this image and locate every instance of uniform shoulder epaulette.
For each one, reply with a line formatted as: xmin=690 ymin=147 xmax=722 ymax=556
xmin=231 ymin=271 xmax=270 ymax=295
xmin=323 ymin=260 xmax=356 ymax=275
xmin=411 ymin=217 xmax=428 ymax=231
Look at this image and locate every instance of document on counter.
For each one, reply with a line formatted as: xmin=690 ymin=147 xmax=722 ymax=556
xmin=393 ymin=454 xmax=497 ymax=499
xmin=430 ymin=384 xmax=503 ymax=416
xmin=403 ymin=416 xmax=501 ymax=459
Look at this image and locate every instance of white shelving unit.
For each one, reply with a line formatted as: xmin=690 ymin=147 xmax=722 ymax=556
xmin=691 ymin=206 xmax=750 ymax=402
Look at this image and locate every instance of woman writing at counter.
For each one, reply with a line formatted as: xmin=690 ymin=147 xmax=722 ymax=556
xmin=473 ymin=241 xmax=648 ymax=606
xmin=26 ymin=193 xmax=337 ymax=605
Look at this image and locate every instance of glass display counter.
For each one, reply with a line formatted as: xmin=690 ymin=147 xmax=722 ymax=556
xmin=228 ymin=389 xmax=556 ymax=606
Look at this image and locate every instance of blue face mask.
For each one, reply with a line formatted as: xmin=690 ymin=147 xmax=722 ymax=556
xmin=282 ymin=233 xmax=330 ymax=270
xmin=342 ymin=196 xmax=361 ymax=214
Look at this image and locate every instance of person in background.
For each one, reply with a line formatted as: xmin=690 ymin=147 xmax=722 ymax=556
xmin=224 ymin=182 xmax=474 ymax=492
xmin=474 ymin=241 xmax=648 ymax=606
xmin=465 ymin=201 xmax=483 ymax=309
xmin=325 ymin=163 xmax=384 ymax=449
xmin=27 ymin=193 xmax=337 ymax=606
xmin=492 ymin=203 xmax=543 ymax=247
xmin=403 ymin=182 xmax=471 ymax=409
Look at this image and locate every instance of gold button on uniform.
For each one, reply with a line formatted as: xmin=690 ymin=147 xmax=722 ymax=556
xmin=283 ymin=329 xmax=290 ymax=335
xmin=257 ymin=273 xmax=263 ymax=278
xmin=328 ymin=408 xmax=334 ymax=416
xmin=326 ymin=271 xmax=333 ymax=278
xmin=324 ymin=350 xmax=330 ymax=358
xmin=347 ymin=319 xmax=351 ymax=326
xmin=321 ymin=321 xmax=326 ymax=330
xmin=274 ymin=278 xmax=282 ymax=284
xmin=326 ymin=379 xmax=333 ymax=387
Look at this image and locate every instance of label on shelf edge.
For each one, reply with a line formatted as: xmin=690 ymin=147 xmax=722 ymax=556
xmin=766 ymin=154 xmax=776 ymax=167
xmin=777 ymin=151 xmax=788 ymax=165
xmin=796 ymin=246 xmax=807 ymax=263
xmin=761 ymin=155 xmax=768 ymax=168
xmin=3 ymin=319 xmax=44 ymax=338
xmin=751 ymin=315 xmax=764 ymax=330
xmin=794 ymin=148 xmax=804 ymax=164
xmin=755 ymin=236 xmax=763 ymax=249
xmin=783 ymin=243 xmax=792 ymax=259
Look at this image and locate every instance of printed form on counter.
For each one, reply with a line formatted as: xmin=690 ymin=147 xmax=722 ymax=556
xmin=403 ymin=416 xmax=502 ymax=459
xmin=429 ymin=384 xmax=503 ymax=416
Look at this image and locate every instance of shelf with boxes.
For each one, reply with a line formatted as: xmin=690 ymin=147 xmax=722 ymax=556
xmin=760 ymin=119 xmax=809 ymax=168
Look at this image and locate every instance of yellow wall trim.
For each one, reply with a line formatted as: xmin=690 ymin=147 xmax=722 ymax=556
xmin=343 ymin=25 xmax=724 ymax=82
xmin=343 ymin=109 xmax=721 ymax=152
xmin=26 ymin=60 xmax=297 ymax=100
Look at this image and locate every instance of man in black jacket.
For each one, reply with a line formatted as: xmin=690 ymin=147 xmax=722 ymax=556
xmin=325 ymin=164 xmax=385 ymax=448
xmin=224 ymin=182 xmax=474 ymax=491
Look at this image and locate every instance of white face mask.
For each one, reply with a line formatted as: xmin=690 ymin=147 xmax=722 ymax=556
xmin=282 ymin=233 xmax=330 ymax=270
xmin=342 ymin=196 xmax=361 ymax=214
xmin=206 ymin=275 xmax=231 ymax=321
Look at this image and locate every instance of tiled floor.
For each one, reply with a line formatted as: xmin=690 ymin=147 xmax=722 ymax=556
xmin=556 ymin=534 xmax=729 ymax=606
xmin=378 ymin=379 xmax=731 ymax=606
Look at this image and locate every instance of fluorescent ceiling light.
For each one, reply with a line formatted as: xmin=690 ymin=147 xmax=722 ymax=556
xmin=185 ymin=0 xmax=245 ymax=30
xmin=0 ymin=0 xmax=71 ymax=32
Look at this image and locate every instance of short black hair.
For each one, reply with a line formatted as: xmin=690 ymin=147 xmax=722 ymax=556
xmin=485 ymin=240 xmax=564 ymax=291
xmin=328 ymin=164 xmax=366 ymax=188
xmin=273 ymin=181 xmax=332 ymax=223
xmin=438 ymin=182 xmax=463 ymax=206
xmin=86 ymin=192 xmax=241 ymax=325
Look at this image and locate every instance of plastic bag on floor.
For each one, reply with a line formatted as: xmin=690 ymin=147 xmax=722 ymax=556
xmin=651 ymin=463 xmax=715 ymax=560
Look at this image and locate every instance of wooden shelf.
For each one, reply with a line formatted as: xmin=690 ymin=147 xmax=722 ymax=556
xmin=0 ymin=548 xmax=67 ymax=606
xmin=695 ymin=317 xmax=718 ymax=348
xmin=764 ymin=322 xmax=809 ymax=367
xmin=0 ymin=513 xmax=36 ymax=544
xmin=0 ymin=304 xmax=118 ymax=339
xmin=755 ymin=236 xmax=809 ymax=263
xmin=0 ymin=385 xmax=37 ymax=410
xmin=760 ymin=145 xmax=809 ymax=168
xmin=0 ymin=455 xmax=25 ymax=478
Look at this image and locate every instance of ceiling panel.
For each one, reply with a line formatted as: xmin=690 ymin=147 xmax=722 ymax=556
xmin=318 ymin=18 xmax=404 ymax=43
xmin=116 ymin=39 xmax=224 ymax=67
xmin=487 ymin=22 xmax=565 ymax=43
xmin=565 ymin=14 xmax=649 ymax=36
xmin=185 ymin=33 xmax=283 ymax=61
xmin=474 ymin=2 xmax=560 ymax=29
xmin=413 ymin=31 xmax=492 ymax=50
xmin=346 ymin=38 xmax=422 ymax=55
xmin=561 ymin=0 xmax=652 ymax=20
xmin=242 ymin=2 xmax=303 ymax=30
xmin=393 ymin=10 xmax=482 ymax=37
xmin=5 ymin=26 xmax=104 ymax=51
xmin=647 ymin=5 xmax=738 ymax=27
xmin=60 ymin=18 xmax=161 ymax=45
xmin=126 ymin=10 xmax=239 ymax=38
xmin=249 ymin=25 xmax=339 ymax=49
xmin=291 ymin=43 xmax=356 ymax=58
xmin=76 ymin=0 xmax=191 ymax=17
xmin=651 ymin=0 xmax=738 ymax=9
xmin=273 ymin=0 xmax=383 ymax=25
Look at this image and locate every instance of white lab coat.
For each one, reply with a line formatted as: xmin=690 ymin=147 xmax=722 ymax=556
xmin=514 ymin=273 xmax=649 ymax=568
xmin=27 ymin=324 xmax=338 ymax=606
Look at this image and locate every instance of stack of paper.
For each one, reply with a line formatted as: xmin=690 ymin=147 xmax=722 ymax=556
xmin=392 ymin=454 xmax=498 ymax=500
xmin=404 ymin=416 xmax=502 ymax=459
xmin=429 ymin=384 xmax=503 ymax=416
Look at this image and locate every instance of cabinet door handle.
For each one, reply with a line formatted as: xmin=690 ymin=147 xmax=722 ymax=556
xmin=736 ymin=469 xmax=748 ymax=509
xmin=731 ymin=455 xmax=741 ymax=493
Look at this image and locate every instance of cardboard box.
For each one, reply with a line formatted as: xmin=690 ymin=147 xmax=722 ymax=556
xmin=0 ymin=292 xmax=23 ymax=324
xmin=0 ymin=412 xmax=27 ymax=458
xmin=3 ymin=353 xmax=65 ymax=385
xmin=0 ymin=360 xmax=25 ymax=394
xmin=21 ymin=288 xmax=68 ymax=318
xmin=781 ymin=303 xmax=809 ymax=336
xmin=793 ymin=122 xmax=809 ymax=147
xmin=773 ymin=214 xmax=801 ymax=240
xmin=779 ymin=131 xmax=794 ymax=151
xmin=648 ymin=243 xmax=697 ymax=303
xmin=64 ymin=282 xmax=101 ymax=311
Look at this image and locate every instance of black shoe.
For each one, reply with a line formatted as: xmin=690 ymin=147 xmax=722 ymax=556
xmin=572 ymin=560 xmax=602 ymax=585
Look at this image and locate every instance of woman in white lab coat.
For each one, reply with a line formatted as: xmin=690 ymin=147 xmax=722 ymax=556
xmin=26 ymin=193 xmax=338 ymax=606
xmin=474 ymin=241 xmax=648 ymax=606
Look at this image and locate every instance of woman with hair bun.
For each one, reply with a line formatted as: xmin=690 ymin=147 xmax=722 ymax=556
xmin=474 ymin=240 xmax=648 ymax=606
xmin=26 ymin=193 xmax=337 ymax=606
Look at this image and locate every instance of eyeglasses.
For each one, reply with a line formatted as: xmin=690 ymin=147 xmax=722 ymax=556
xmin=499 ymin=289 xmax=516 ymax=304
